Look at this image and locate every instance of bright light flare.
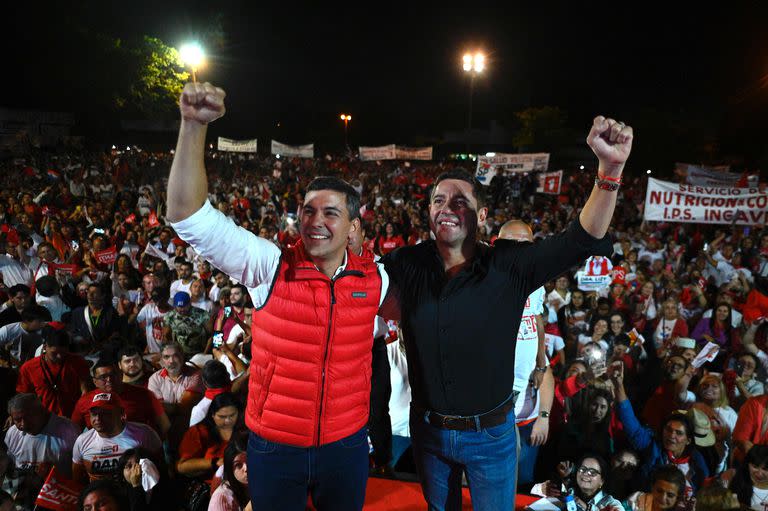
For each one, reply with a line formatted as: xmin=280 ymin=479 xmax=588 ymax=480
xmin=179 ymin=42 xmax=205 ymax=68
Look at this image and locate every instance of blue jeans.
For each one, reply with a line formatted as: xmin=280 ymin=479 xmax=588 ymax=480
xmin=247 ymin=427 xmax=369 ymax=511
xmin=410 ymin=406 xmax=519 ymax=511
xmin=516 ymin=420 xmax=539 ymax=486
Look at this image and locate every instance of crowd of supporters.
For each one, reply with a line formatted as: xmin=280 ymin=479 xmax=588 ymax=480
xmin=0 ymin=146 xmax=767 ymax=511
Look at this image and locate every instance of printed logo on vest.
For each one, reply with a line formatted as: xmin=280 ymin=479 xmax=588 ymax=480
xmin=352 ymin=292 xmax=367 ymax=298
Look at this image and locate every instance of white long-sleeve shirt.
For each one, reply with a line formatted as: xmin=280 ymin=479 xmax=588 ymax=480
xmin=170 ymin=200 xmax=390 ymax=308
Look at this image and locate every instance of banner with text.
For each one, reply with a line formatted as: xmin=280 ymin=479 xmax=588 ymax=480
xmin=394 ymin=146 xmax=433 ymax=160
xmin=537 ymin=170 xmax=563 ymax=194
xmin=359 ymin=144 xmax=396 ymax=161
xmin=475 ymin=153 xmax=550 ymax=185
xmin=270 ymin=140 xmax=314 ymax=158
xmin=217 ymin=137 xmax=258 ymax=153
xmin=675 ymin=163 xmax=757 ymax=187
xmin=644 ymin=177 xmax=768 ymax=225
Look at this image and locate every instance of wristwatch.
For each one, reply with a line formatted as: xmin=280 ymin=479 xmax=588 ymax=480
xmin=540 ymin=410 xmax=550 ymax=418
xmin=534 ymin=366 xmax=548 ymax=373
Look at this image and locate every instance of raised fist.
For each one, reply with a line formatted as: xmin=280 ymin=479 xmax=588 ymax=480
xmin=179 ymin=82 xmax=226 ymax=125
xmin=586 ymin=116 xmax=633 ymax=169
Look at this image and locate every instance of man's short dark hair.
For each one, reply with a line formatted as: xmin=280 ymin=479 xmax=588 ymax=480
xmin=21 ymin=305 xmax=52 ymax=323
xmin=35 ymin=276 xmax=59 ymax=297
xmin=8 ymin=284 xmax=30 ymax=297
xmin=202 ymin=360 xmax=231 ymax=389
xmin=306 ymin=177 xmax=361 ymax=221
xmin=44 ymin=329 xmax=70 ymax=349
xmin=431 ymin=169 xmax=487 ymax=208
xmin=117 ymin=345 xmax=142 ymax=362
xmin=178 ymin=260 xmax=193 ymax=269
xmin=92 ymin=358 xmax=117 ymax=375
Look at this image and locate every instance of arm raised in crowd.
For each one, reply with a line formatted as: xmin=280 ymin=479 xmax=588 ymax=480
xmin=578 ymin=116 xmax=633 ymax=239
xmin=167 ymin=82 xmax=225 ymax=223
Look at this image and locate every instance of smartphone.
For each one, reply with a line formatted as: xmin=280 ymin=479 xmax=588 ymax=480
xmin=212 ymin=331 xmax=224 ymax=349
xmin=70 ymin=240 xmax=80 ymax=251
xmin=94 ymin=228 xmax=105 ymax=234
xmin=703 ymin=243 xmax=709 ymax=252
xmin=224 ymin=306 xmax=232 ymax=318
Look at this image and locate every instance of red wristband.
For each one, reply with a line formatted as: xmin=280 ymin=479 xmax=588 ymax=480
xmin=597 ymin=173 xmax=622 ymax=183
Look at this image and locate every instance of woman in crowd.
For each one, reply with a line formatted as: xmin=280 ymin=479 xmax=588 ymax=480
xmin=209 ymin=433 xmax=251 ymax=511
xmin=557 ymin=289 xmax=591 ymax=357
xmin=691 ymin=302 xmax=738 ymax=353
xmin=578 ymin=318 xmax=610 ymax=353
xmin=728 ymin=352 xmax=765 ymax=409
xmin=189 ymin=278 xmax=213 ymax=313
xmin=570 ymin=453 xmax=623 ymax=510
xmin=177 ymin=393 xmax=243 ymax=488
xmin=696 ymin=373 xmax=738 ymax=434
xmin=651 ymin=300 xmax=689 ymax=351
xmin=557 ymin=387 xmax=614 ymax=461
xmin=373 ymin=222 xmax=405 ymax=256
xmin=624 ymin=464 xmax=687 ymax=511
xmin=729 ymin=444 xmax=768 ymax=511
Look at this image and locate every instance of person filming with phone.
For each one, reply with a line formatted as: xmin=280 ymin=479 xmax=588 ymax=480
xmin=213 ymin=284 xmax=251 ymax=348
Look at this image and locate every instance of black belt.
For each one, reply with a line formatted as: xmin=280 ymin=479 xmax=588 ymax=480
xmin=415 ymin=393 xmax=517 ymax=432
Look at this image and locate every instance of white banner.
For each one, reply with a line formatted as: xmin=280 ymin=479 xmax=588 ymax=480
xmin=395 ymin=146 xmax=433 ymax=160
xmin=359 ymin=144 xmax=396 ymax=161
xmin=576 ymin=273 xmax=612 ymax=291
xmin=474 ymin=153 xmax=550 ymax=186
xmin=644 ymin=177 xmax=768 ymax=225
xmin=217 ymin=137 xmax=258 ymax=153
xmin=675 ymin=163 xmax=757 ymax=187
xmin=536 ymin=170 xmax=563 ymax=194
xmin=271 ymin=140 xmax=314 ymax=158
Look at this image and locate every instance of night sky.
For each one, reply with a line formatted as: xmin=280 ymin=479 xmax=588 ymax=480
xmin=6 ymin=2 xmax=768 ymax=169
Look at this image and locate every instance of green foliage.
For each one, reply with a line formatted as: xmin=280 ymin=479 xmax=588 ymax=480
xmin=512 ymin=106 xmax=569 ymax=152
xmin=113 ymin=36 xmax=189 ymax=116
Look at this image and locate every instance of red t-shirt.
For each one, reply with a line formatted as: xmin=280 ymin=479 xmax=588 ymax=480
xmin=16 ymin=354 xmax=89 ymax=417
xmin=71 ymin=383 xmax=164 ymax=430
xmin=179 ymin=424 xmax=229 ymax=484
xmin=377 ymin=235 xmax=405 ymax=255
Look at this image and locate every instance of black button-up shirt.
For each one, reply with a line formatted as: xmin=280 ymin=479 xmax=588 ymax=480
xmin=381 ymin=220 xmax=613 ymax=416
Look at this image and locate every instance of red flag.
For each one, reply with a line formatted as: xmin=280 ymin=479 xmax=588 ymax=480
xmin=537 ymin=170 xmax=563 ymax=195
xmin=148 ymin=211 xmax=161 ymax=228
xmin=124 ymin=213 xmax=136 ymax=224
xmin=35 ymin=467 xmax=83 ymax=511
xmin=48 ymin=262 xmax=80 ymax=276
xmin=94 ymin=246 xmax=118 ymax=265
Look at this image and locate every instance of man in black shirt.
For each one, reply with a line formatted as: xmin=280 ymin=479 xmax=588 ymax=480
xmin=0 ymin=284 xmax=31 ymax=327
xmin=380 ymin=116 xmax=633 ymax=510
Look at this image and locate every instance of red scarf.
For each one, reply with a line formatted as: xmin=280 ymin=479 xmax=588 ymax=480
xmin=205 ymin=385 xmax=232 ymax=400
xmin=666 ymin=450 xmax=690 ymax=465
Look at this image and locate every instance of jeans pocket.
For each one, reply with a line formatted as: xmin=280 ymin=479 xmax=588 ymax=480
xmin=481 ymin=419 xmax=516 ymax=441
xmin=249 ymin=432 xmax=277 ymax=454
xmin=340 ymin=428 xmax=368 ymax=449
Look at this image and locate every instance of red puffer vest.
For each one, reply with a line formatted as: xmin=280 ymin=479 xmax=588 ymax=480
xmin=247 ymin=242 xmax=382 ymax=447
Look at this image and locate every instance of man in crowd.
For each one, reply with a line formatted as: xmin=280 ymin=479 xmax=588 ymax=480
xmin=69 ymin=283 xmax=125 ymax=355
xmin=0 ymin=284 xmax=31 ymax=327
xmin=16 ymin=329 xmax=89 ymax=417
xmin=117 ymin=344 xmax=150 ymax=387
xmin=0 ymin=304 xmax=50 ymax=365
xmin=71 ymin=359 xmax=170 ymax=436
xmin=72 ymin=390 xmax=162 ymax=483
xmin=498 ymin=220 xmax=555 ymax=489
xmin=169 ymin=260 xmax=195 ymax=299
xmin=3 ymin=394 xmax=80 ymax=509
xmin=379 ymin=115 xmax=632 ymax=509
xmin=162 ymin=291 xmax=210 ymax=358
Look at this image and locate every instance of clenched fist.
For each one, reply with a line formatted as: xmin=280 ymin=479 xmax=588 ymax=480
xmin=586 ymin=115 xmax=633 ymax=170
xmin=179 ymin=82 xmax=226 ymax=125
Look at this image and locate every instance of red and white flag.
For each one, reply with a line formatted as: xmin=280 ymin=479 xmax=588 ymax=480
xmin=35 ymin=467 xmax=83 ymax=511
xmin=536 ymin=170 xmax=563 ymax=195
xmin=94 ymin=246 xmax=118 ymax=265
xmin=148 ymin=211 xmax=161 ymax=228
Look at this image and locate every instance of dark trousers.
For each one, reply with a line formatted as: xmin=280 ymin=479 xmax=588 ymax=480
xmin=369 ymin=335 xmax=393 ymax=466
xmin=247 ymin=428 xmax=369 ymax=511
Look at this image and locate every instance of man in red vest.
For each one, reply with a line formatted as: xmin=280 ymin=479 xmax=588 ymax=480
xmin=167 ymin=82 xmax=388 ymax=511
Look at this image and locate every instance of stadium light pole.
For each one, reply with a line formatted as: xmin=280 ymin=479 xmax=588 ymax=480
xmin=340 ymin=114 xmax=352 ymax=150
xmin=462 ymin=52 xmax=485 ymax=153
xmin=179 ymin=42 xmax=205 ymax=83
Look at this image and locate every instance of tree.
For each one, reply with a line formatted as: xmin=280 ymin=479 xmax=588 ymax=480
xmin=113 ymin=36 xmax=189 ymax=116
xmin=512 ymin=106 xmax=570 ymax=152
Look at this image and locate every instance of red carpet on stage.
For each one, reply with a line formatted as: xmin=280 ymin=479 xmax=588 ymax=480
xmin=362 ymin=477 xmax=539 ymax=510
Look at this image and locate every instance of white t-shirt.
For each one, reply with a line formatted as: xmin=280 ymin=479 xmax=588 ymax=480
xmin=0 ymin=322 xmax=42 ymax=362
xmin=189 ymin=397 xmax=211 ymax=427
xmin=387 ymin=341 xmax=411 ymax=438
xmin=169 ymin=279 xmax=194 ymax=302
xmin=546 ymin=289 xmax=571 ymax=311
xmin=544 ymin=333 xmax=565 ymax=359
xmin=514 ymin=287 xmax=545 ymax=420
xmin=171 ymin=200 xmax=390 ymax=308
xmin=136 ymin=303 xmax=169 ymax=353
xmin=4 ymin=414 xmax=81 ymax=477
xmin=0 ymin=255 xmax=33 ymax=286
xmin=192 ymin=299 xmax=214 ymax=314
xmin=36 ymin=294 xmax=71 ymax=322
xmin=72 ymin=422 xmax=161 ymax=479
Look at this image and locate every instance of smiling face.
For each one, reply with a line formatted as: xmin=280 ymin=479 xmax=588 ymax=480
xmin=651 ymin=479 xmax=681 ymax=510
xmin=429 ymin=179 xmax=487 ymax=248
xmin=300 ymin=189 xmax=355 ymax=264
xmin=576 ymin=458 xmax=604 ymax=497
xmin=662 ymin=420 xmax=691 ymax=457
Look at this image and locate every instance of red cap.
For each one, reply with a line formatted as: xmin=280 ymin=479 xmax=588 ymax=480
xmin=85 ymin=391 xmax=123 ymax=411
